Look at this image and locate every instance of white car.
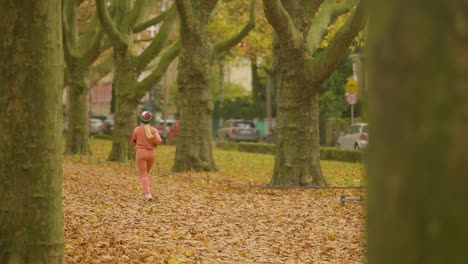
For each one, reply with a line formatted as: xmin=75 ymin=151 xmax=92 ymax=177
xmin=89 ymin=118 xmax=103 ymax=135
xmin=336 ymin=123 xmax=368 ymax=150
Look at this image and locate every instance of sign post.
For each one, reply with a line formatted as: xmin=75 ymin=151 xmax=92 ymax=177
xmin=345 ymin=77 xmax=358 ymax=124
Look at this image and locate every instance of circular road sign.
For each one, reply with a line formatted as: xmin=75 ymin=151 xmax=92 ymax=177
xmin=345 ymin=93 xmax=358 ymax=106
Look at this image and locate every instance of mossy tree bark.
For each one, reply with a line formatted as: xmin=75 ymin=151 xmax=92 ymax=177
xmin=63 ymin=0 xmax=107 ymax=155
xmin=96 ymin=0 xmax=180 ymax=162
xmin=367 ymin=1 xmax=468 ymax=263
xmin=263 ymin=0 xmax=367 ymax=186
xmin=0 ymin=0 xmax=65 ymax=262
xmin=173 ymin=0 xmax=256 ymax=172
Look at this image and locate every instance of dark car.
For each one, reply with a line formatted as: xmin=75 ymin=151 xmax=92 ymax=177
xmin=101 ymin=119 xmax=114 ymax=134
xmin=216 ymin=119 xmax=260 ymax=142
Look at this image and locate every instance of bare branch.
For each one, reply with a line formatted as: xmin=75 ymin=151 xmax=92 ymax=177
xmin=305 ymin=0 xmax=325 ymax=18
xmin=133 ymin=9 xmax=168 ymax=34
xmin=80 ymin=29 xmax=105 ymax=67
xmin=95 ymin=0 xmax=128 ymax=46
xmin=307 ymin=0 xmax=359 ymax=55
xmin=200 ymin=0 xmax=220 ymax=24
xmin=263 ymin=0 xmax=299 ymax=46
xmin=134 ymin=4 xmax=178 ymax=73
xmin=62 ymin=0 xmax=79 ymax=61
xmin=308 ymin=0 xmax=367 ymax=82
xmin=136 ymin=42 xmax=181 ymax=95
xmin=213 ymin=0 xmax=256 ymax=56
xmin=176 ymin=0 xmax=194 ymax=32
xmin=89 ymin=54 xmax=114 ymax=88
xmin=128 ymin=0 xmax=146 ymax=28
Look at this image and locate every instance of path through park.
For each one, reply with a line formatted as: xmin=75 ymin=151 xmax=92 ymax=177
xmin=63 ymin=156 xmax=365 ymax=263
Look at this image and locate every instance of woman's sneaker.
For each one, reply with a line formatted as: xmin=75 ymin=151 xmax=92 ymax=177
xmin=145 ymin=194 xmax=153 ymax=201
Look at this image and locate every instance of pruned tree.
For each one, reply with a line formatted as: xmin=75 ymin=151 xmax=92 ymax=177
xmin=367 ymin=0 xmax=468 ymax=263
xmin=63 ymin=0 xmax=108 ymax=155
xmin=96 ymin=0 xmax=180 ymax=162
xmin=263 ymin=0 xmax=367 ymax=186
xmin=0 ymin=0 xmax=65 ymax=261
xmin=173 ymin=0 xmax=256 ymax=172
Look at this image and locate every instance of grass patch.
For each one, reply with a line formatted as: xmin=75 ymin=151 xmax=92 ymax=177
xmin=89 ymin=138 xmax=365 ymax=186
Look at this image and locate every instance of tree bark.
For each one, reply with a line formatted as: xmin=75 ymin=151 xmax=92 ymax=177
xmin=269 ymin=45 xmax=326 ymax=186
xmin=367 ymin=1 xmax=468 ymax=263
xmin=173 ymin=0 xmax=255 ymax=172
xmin=62 ymin=0 xmax=104 ymax=155
xmin=174 ymin=42 xmax=217 ymax=171
xmin=0 ymin=0 xmax=65 ymax=262
xmin=107 ymin=47 xmax=139 ymax=161
xmin=64 ymin=71 xmax=91 ymax=155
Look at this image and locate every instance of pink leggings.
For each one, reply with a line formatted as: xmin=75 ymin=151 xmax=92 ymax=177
xmin=136 ymin=149 xmax=155 ymax=195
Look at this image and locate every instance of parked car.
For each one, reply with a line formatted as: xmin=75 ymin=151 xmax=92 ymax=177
xmin=217 ymin=119 xmax=260 ymax=142
xmin=101 ymin=118 xmax=114 ymax=134
xmin=89 ymin=118 xmax=103 ymax=135
xmin=336 ymin=122 xmax=368 ymax=150
xmin=155 ymin=120 xmax=179 ymax=143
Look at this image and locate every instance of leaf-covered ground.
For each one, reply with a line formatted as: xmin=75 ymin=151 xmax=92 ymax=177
xmin=63 ymin=139 xmax=366 ymax=263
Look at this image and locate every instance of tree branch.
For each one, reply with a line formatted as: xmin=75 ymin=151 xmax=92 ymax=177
xmin=95 ymin=0 xmax=128 ymax=46
xmin=62 ymin=0 xmax=79 ymax=62
xmin=133 ymin=9 xmax=168 ymax=34
xmin=128 ymin=0 xmax=146 ymax=28
xmin=213 ymin=0 xmax=256 ymax=56
xmin=175 ymin=0 xmax=194 ymax=33
xmin=136 ymin=42 xmax=181 ymax=96
xmin=309 ymin=0 xmax=367 ymax=82
xmin=305 ymin=0 xmax=325 ymax=17
xmin=80 ymin=29 xmax=105 ymax=68
xmin=89 ymin=54 xmax=114 ymax=88
xmin=263 ymin=0 xmax=299 ymax=46
xmin=307 ymin=0 xmax=359 ymax=55
xmin=134 ymin=4 xmax=177 ymax=73
xmin=200 ymin=0 xmax=220 ymax=24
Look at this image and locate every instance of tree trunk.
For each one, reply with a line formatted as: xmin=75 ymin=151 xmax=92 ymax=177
xmin=107 ymin=50 xmax=138 ymax=162
xmin=0 ymin=0 xmax=64 ymax=262
xmin=251 ymin=57 xmax=263 ymax=106
xmin=173 ymin=45 xmax=218 ymax=171
xmin=263 ymin=0 xmax=366 ymax=186
xmin=64 ymin=72 xmax=91 ymax=155
xmin=269 ymin=49 xmax=326 ymax=186
xmin=367 ymin=1 xmax=468 ymax=263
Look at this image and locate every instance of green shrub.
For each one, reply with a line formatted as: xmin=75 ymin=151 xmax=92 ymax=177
xmin=320 ymin=147 xmax=363 ymax=163
xmin=216 ymin=142 xmax=362 ymax=162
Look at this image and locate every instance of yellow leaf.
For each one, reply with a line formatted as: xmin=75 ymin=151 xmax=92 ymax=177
xmin=167 ymin=257 xmax=182 ymax=264
xmin=327 ymin=229 xmax=337 ymax=241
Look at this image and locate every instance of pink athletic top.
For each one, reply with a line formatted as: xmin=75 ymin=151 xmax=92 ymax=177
xmin=130 ymin=125 xmax=162 ymax=150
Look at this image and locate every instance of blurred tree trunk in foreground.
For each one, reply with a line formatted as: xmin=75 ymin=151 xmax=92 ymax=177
xmin=367 ymin=0 xmax=468 ymax=263
xmin=0 ymin=0 xmax=64 ymax=262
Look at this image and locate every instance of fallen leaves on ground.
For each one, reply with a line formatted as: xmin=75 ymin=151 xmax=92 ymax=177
xmin=63 ymin=140 xmax=366 ymax=263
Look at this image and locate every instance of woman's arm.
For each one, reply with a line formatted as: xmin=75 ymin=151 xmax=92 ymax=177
xmin=152 ymin=128 xmax=162 ymax=145
xmin=130 ymin=128 xmax=138 ymax=146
